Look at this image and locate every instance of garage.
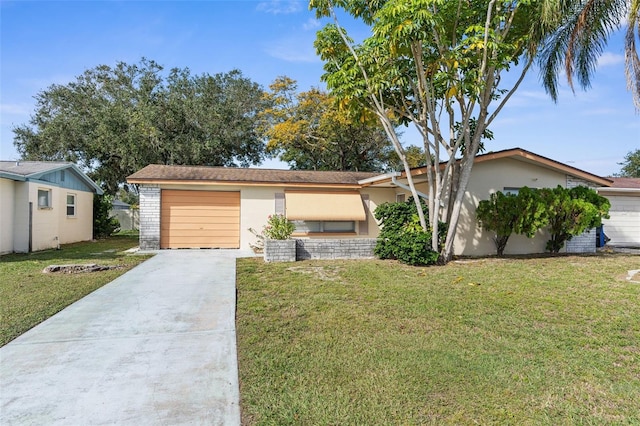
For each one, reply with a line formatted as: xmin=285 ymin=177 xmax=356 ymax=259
xmin=160 ymin=190 xmax=240 ymax=249
xmin=601 ymin=194 xmax=640 ymax=247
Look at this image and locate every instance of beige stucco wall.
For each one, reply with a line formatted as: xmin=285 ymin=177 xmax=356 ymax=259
xmin=57 ymin=190 xmax=94 ymax=245
xmin=414 ymin=158 xmax=568 ymax=257
xmin=0 ymin=178 xmax=16 ymax=254
xmin=30 ymin=183 xmax=60 ymax=252
xmin=12 ymin=181 xmax=30 ymax=253
xmin=153 ymin=183 xmax=399 ymax=251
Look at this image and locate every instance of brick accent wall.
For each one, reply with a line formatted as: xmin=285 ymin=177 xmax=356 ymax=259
xmin=296 ymin=238 xmax=377 ymax=260
xmin=139 ymin=185 xmax=161 ymax=250
xmin=566 ymin=176 xmax=597 ymax=189
xmin=565 ymin=228 xmax=596 ymax=253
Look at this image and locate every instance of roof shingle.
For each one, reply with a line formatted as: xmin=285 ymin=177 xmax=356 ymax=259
xmin=127 ymin=164 xmax=379 ymax=186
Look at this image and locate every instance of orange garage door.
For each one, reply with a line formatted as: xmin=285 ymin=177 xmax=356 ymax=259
xmin=161 ymin=190 xmax=240 ymax=249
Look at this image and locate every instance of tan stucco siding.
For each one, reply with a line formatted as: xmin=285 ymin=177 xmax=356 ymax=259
xmin=431 ymin=158 xmax=567 ymax=257
xmin=57 ymin=190 xmax=94 ymax=245
xmin=0 ymin=178 xmax=16 ymax=254
xmin=13 ymin=182 xmax=30 ymax=253
xmin=30 ymin=183 xmax=59 ymax=252
xmin=27 ymin=184 xmax=94 ymax=252
xmin=152 ymin=184 xmax=397 ymax=251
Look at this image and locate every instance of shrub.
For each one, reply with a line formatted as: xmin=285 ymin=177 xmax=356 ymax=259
xmin=93 ymin=194 xmax=120 ymax=239
xmin=263 ymin=214 xmax=295 ymax=240
xmin=476 ymin=187 xmax=547 ymax=256
xmin=374 ymin=198 xmax=441 ymax=266
xmin=539 ymin=186 xmax=605 ymax=253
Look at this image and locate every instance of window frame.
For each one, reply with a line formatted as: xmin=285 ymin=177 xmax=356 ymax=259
xmin=66 ymin=193 xmax=77 ymax=217
xmin=291 ymin=220 xmax=356 ymax=235
xmin=37 ymin=189 xmax=52 ymax=209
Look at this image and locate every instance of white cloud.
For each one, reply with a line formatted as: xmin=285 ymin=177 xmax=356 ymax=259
xmin=597 ymin=52 xmax=624 ymax=68
xmin=0 ymin=103 xmax=31 ymax=116
xmin=264 ymin=38 xmax=320 ymax=63
xmin=256 ymin=1 xmax=303 ymax=15
xmin=303 ymin=18 xmax=321 ymax=31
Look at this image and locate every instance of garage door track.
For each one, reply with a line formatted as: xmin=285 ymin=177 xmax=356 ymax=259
xmin=0 ymin=249 xmax=253 ymax=425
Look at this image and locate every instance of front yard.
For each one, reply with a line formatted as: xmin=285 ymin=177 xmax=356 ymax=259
xmin=236 ymin=254 xmax=640 ymax=425
xmin=0 ymin=234 xmax=148 ymax=346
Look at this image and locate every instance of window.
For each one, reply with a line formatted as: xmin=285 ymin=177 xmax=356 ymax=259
xmin=38 ymin=189 xmax=51 ymax=208
xmin=292 ymin=220 xmax=355 ymax=234
xmin=396 ymin=193 xmax=406 ymax=203
xmin=66 ymin=194 xmax=76 ymax=216
xmin=503 ymin=187 xmax=520 ymax=195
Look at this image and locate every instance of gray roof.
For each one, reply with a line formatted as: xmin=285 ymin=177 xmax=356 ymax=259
xmin=0 ymin=160 xmax=103 ymax=194
xmin=0 ymin=161 xmax=73 ymax=177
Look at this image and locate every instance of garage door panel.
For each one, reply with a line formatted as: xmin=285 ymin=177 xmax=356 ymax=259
xmin=162 ymin=207 xmax=240 ymax=216
xmin=160 ymin=190 xmax=240 ymax=249
xmin=161 ymin=230 xmax=241 ymax=238
xmin=161 ymin=215 xmax=240 ymax=224
xmin=162 ymin=222 xmax=240 ymax=231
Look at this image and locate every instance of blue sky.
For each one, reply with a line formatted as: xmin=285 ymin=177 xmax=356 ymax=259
xmin=1 ymin=0 xmax=638 ymax=176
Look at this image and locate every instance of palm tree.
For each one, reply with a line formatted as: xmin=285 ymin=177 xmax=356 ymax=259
xmin=537 ymin=0 xmax=640 ymax=108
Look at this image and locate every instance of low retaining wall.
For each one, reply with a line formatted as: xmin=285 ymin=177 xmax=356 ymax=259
xmin=264 ymin=238 xmax=378 ymax=262
xmin=296 ymin=238 xmax=377 ymax=260
xmin=264 ymin=239 xmax=297 ymax=262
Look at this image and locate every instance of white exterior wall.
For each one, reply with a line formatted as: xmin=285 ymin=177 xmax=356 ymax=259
xmin=0 ymin=178 xmax=16 ymax=254
xmin=421 ymin=158 xmax=568 ymax=257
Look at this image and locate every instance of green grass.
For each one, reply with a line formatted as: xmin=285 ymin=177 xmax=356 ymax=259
xmin=236 ymin=254 xmax=640 ymax=425
xmin=0 ymin=235 xmax=149 ymax=346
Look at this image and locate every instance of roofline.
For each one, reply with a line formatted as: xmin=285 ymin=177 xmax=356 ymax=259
xmin=597 ymin=187 xmax=640 ymax=194
xmin=358 ymin=171 xmax=401 ymax=186
xmin=0 ymin=163 xmax=103 ymax=195
xmin=126 ymin=178 xmax=364 ymax=189
xmin=385 ymin=148 xmax=613 ymax=187
xmin=0 ymin=172 xmax=27 ymax=181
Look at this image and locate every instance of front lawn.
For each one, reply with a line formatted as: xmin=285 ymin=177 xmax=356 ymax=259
xmin=0 ymin=235 xmax=149 ymax=346
xmin=236 ymin=254 xmax=640 ymax=425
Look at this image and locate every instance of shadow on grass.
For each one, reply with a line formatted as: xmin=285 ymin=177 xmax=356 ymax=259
xmin=0 ymin=235 xmax=141 ymax=264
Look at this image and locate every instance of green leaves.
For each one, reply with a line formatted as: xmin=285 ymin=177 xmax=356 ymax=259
xmin=259 ymin=77 xmax=391 ymax=171
xmin=477 ymin=186 xmax=611 ymax=255
xmin=373 ymin=198 xmax=441 ymax=266
xmin=13 ymin=59 xmax=268 ymax=194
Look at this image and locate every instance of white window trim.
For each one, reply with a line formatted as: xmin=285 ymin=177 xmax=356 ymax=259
xmin=66 ymin=193 xmax=77 ymax=217
xmin=38 ymin=189 xmax=52 ymax=209
xmin=291 ymin=220 xmax=356 ymax=234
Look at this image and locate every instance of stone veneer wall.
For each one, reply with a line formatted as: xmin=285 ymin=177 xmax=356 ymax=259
xmin=296 ymin=238 xmax=377 ymax=260
xmin=264 ymin=239 xmax=296 ymax=262
xmin=139 ymin=185 xmax=161 ymax=250
xmin=565 ymin=228 xmax=596 ymax=253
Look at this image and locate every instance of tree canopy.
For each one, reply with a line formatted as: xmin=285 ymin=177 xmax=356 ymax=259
xmin=13 ymin=59 xmax=268 ymax=194
xmin=259 ymin=76 xmax=393 ymax=171
xmin=311 ymin=0 xmax=553 ymax=262
xmin=616 ymin=149 xmax=640 ymax=177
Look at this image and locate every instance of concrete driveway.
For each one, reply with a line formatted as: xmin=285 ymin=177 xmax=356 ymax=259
xmin=0 ymin=249 xmax=255 ymax=425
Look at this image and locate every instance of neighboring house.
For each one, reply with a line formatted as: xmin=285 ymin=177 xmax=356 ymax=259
xmin=110 ymin=199 xmax=139 ymax=231
xmin=0 ymin=161 xmax=103 ymax=254
xmin=127 ymin=148 xmax=617 ymax=256
xmin=598 ymin=177 xmax=640 ymax=247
